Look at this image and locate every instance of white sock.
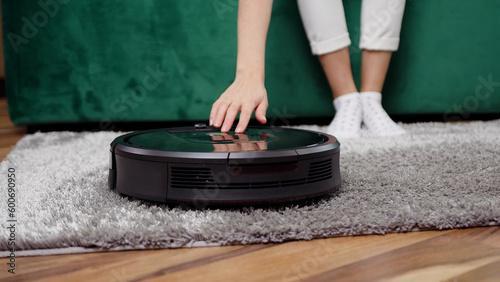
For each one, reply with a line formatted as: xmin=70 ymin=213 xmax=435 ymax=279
xmin=327 ymin=92 xmax=362 ymax=139
xmin=360 ymin=91 xmax=406 ymax=136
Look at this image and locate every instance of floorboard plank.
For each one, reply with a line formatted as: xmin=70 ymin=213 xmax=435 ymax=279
xmin=307 ymin=228 xmax=500 ymax=282
xmin=445 ymin=259 xmax=500 ymax=282
xmin=3 ymin=246 xmax=245 ymax=281
xmin=447 ymin=225 xmax=500 ymax=248
xmin=142 ymin=230 xmax=450 ymax=281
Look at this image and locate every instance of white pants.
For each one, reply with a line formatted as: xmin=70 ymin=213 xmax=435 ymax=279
xmin=297 ymin=0 xmax=406 ymax=55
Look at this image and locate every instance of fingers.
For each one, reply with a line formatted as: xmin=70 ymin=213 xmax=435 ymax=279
xmin=211 ymin=83 xmax=268 ymax=132
xmin=209 ymin=101 xmax=219 ymax=126
xmin=221 ymin=104 xmax=240 ymax=133
xmin=214 ymin=101 xmax=266 ymax=132
xmin=212 ymin=100 xmax=230 ymax=129
xmin=255 ymin=100 xmax=268 ymax=124
xmin=235 ymin=105 xmax=253 ymax=133
xmin=211 ymin=98 xmax=242 ymax=133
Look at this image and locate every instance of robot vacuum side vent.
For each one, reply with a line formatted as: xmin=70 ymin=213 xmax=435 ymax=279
xmin=169 ymin=159 xmax=332 ymax=190
xmin=170 ymin=167 xmax=215 ymax=189
xmin=307 ymin=159 xmax=333 ymax=182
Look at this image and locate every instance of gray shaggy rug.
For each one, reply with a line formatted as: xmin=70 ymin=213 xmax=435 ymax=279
xmin=1 ymin=120 xmax=499 ymax=256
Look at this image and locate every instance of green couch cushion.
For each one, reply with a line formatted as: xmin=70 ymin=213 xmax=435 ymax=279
xmin=3 ymin=0 xmax=500 ymax=125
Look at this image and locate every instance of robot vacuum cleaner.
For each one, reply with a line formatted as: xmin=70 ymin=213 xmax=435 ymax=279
xmin=108 ymin=125 xmax=341 ymax=206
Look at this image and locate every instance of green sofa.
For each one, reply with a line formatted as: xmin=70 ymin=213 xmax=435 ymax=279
xmin=3 ymin=0 xmax=500 ymax=127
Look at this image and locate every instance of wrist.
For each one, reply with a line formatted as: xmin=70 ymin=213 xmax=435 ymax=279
xmin=235 ymin=67 xmax=265 ymax=83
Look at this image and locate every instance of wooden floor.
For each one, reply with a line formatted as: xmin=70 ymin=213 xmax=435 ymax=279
xmin=1 ymin=97 xmax=499 ymax=281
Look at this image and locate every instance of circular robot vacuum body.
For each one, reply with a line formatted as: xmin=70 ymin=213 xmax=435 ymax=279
xmin=108 ymin=125 xmax=341 ymax=206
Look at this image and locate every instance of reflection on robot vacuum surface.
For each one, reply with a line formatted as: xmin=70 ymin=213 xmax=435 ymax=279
xmin=126 ymin=127 xmax=327 ymax=153
xmin=207 ymin=132 xmax=270 ymax=152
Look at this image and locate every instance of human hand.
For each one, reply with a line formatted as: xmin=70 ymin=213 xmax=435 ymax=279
xmin=210 ymin=75 xmax=268 ymax=133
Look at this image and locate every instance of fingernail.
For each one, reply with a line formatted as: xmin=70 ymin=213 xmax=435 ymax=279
xmin=209 ymin=119 xmax=213 ymax=126
xmin=214 ymin=122 xmax=220 ymax=127
xmin=235 ymin=127 xmax=242 ymax=133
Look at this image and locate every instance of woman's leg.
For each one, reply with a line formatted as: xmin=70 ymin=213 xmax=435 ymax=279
xmin=319 ymin=47 xmax=357 ymax=98
xmin=360 ymin=50 xmax=392 ymax=93
xmin=359 ymin=0 xmax=406 ymax=136
xmin=297 ymin=0 xmax=362 ymax=138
